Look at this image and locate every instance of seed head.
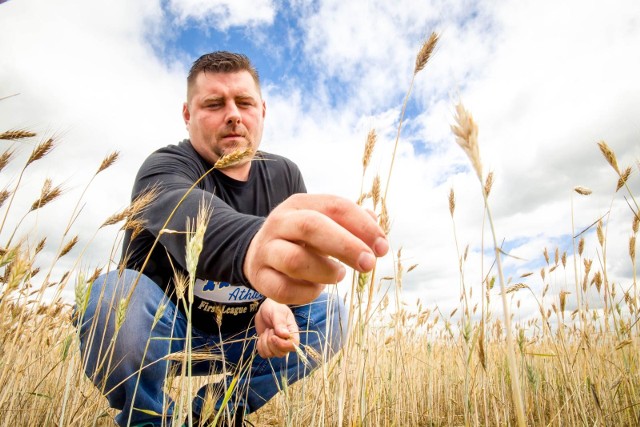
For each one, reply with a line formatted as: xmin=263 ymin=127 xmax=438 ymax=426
xmin=597 ymin=220 xmax=604 ymax=247
xmin=214 ymin=147 xmax=254 ymax=169
xmin=0 ymin=149 xmax=14 ymax=173
xmin=578 ymin=238 xmax=585 ymax=256
xmin=30 ymin=179 xmax=64 ymax=211
xmin=0 ymin=190 xmax=11 ymax=209
xmin=574 ymin=186 xmax=592 ymax=196
xmin=115 ymin=298 xmax=128 ymax=331
xmin=448 ymin=188 xmax=455 ymax=217
xmin=371 ymin=175 xmax=381 ymax=210
xmin=58 ymin=235 xmax=78 ymax=258
xmin=362 ymin=129 xmax=376 ymax=172
xmin=559 ymin=290 xmax=570 ymax=313
xmin=0 ymin=130 xmax=37 ymax=140
xmin=96 ymin=151 xmax=120 ymax=175
xmin=616 ymin=166 xmax=632 ymax=192
xmin=484 ymin=171 xmax=494 ymax=197
xmin=592 ymin=271 xmax=602 ymax=293
xmin=379 ymin=198 xmax=390 ymax=235
xmin=597 ymin=140 xmax=620 ymax=175
xmin=26 ymin=137 xmax=54 ymax=167
xmin=414 ymin=32 xmax=439 ymax=74
xmin=451 ymin=102 xmax=482 ymax=180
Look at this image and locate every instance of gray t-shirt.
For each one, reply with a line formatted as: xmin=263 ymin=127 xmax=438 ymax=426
xmin=122 ymin=139 xmax=306 ymax=334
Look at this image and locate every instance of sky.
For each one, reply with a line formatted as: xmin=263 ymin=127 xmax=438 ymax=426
xmin=1 ymin=0 xmax=639 ymax=326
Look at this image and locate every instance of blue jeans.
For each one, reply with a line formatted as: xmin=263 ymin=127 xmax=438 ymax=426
xmin=75 ymin=269 xmax=347 ymax=426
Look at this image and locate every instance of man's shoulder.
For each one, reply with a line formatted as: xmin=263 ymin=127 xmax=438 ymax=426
xmin=149 ymin=139 xmax=196 ymax=158
xmin=255 ymin=151 xmax=300 ymax=171
xmin=140 ymin=140 xmax=202 ymax=167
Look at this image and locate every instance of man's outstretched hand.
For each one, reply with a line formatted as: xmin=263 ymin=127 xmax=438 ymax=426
xmin=244 ymin=194 xmax=389 ymax=305
xmin=255 ymin=298 xmax=299 ymax=358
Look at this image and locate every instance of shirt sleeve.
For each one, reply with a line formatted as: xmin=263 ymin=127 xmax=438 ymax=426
xmin=131 ymin=150 xmax=264 ymax=288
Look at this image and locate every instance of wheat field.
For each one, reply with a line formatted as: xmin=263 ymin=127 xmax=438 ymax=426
xmin=1 ymin=33 xmax=640 ymax=426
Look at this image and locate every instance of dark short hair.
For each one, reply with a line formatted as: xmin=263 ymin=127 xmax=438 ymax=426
xmin=187 ymin=51 xmax=260 ymax=98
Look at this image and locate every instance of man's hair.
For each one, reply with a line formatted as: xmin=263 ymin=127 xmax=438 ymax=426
xmin=187 ymin=51 xmax=261 ymax=98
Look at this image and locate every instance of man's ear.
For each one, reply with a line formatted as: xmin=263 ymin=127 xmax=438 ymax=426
xmin=262 ymin=100 xmax=266 ymax=118
xmin=182 ymin=102 xmax=190 ymax=127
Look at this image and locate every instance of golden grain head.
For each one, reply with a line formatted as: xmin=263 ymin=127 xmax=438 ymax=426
xmin=616 ymin=166 xmax=632 ymax=192
xmin=0 ymin=149 xmax=15 ymax=173
xmin=173 ymin=272 xmax=188 ymax=300
xmin=356 ymin=192 xmax=369 ymax=206
xmin=630 ymin=235 xmax=636 ymax=260
xmin=371 ymin=174 xmax=381 ymax=210
xmin=34 ymin=238 xmax=46 ymax=255
xmin=96 ymin=151 xmax=120 ymax=175
xmin=26 ymin=137 xmax=54 ymax=166
xmin=414 ymin=32 xmax=439 ymax=74
xmin=362 ymin=129 xmax=377 ymax=171
xmin=451 ymin=102 xmax=483 ymax=180
xmin=484 ymin=171 xmax=494 ymax=197
xmin=448 ymin=187 xmax=455 ymax=217
xmin=58 ymin=235 xmax=79 ymax=259
xmin=574 ymin=186 xmax=592 ymax=196
xmin=597 ymin=140 xmax=620 ymax=175
xmin=214 ymin=147 xmax=254 ymax=169
xmin=597 ymin=220 xmax=604 ymax=247
xmin=379 ymin=198 xmax=391 ymax=235
xmin=0 ymin=129 xmax=37 ymax=140
xmin=30 ymin=179 xmax=64 ymax=212
xmin=592 ymin=271 xmax=603 ymax=292
xmin=633 ymin=214 xmax=639 ymax=234
xmin=578 ymin=237 xmax=585 ymax=256
xmin=559 ymin=290 xmax=570 ymax=313
xmin=506 ymin=283 xmax=528 ymax=294
xmin=0 ymin=190 xmax=11 ymax=209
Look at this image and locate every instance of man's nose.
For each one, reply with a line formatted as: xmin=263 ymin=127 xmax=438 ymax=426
xmin=225 ymin=103 xmax=242 ymax=125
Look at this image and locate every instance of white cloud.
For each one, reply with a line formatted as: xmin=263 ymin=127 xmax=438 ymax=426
xmin=168 ymin=0 xmax=276 ymax=30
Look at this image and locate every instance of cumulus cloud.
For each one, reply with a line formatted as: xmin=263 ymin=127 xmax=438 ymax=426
xmin=168 ymin=0 xmax=276 ymax=30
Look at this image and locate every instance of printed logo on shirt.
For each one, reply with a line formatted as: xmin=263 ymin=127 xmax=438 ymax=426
xmin=193 ymin=279 xmax=263 ymax=303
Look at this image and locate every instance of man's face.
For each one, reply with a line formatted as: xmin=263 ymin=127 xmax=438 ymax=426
xmin=183 ymin=70 xmax=266 ymax=168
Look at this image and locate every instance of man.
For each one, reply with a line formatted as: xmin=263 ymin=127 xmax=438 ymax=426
xmin=77 ymin=51 xmax=388 ymax=426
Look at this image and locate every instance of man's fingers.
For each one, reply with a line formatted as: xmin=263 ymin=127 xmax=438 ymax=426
xmin=252 ymin=267 xmax=325 ymax=305
xmin=264 ymin=239 xmax=346 ymax=284
xmin=257 ymin=329 xmax=296 ymax=358
xmin=271 ymin=208 xmax=383 ymax=273
xmin=281 ymin=194 xmax=389 ymax=257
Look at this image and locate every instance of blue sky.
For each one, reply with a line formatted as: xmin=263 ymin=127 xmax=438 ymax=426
xmin=1 ymin=0 xmax=639 ymax=322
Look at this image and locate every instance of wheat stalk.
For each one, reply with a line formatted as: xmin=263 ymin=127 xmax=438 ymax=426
xmin=450 ymin=100 xmax=526 ymax=427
